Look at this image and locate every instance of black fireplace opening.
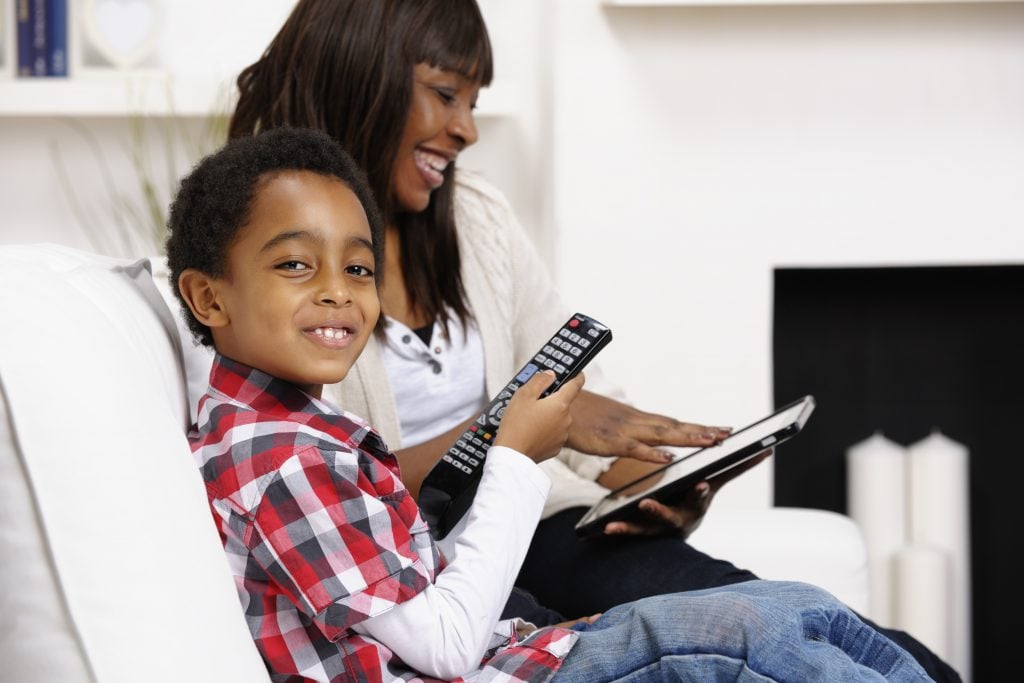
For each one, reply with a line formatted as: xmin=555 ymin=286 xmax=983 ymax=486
xmin=772 ymin=264 xmax=1024 ymax=683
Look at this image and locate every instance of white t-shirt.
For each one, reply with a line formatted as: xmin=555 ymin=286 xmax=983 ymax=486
xmin=380 ymin=313 xmax=489 ymax=447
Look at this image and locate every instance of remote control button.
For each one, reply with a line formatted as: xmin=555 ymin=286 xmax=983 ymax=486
xmin=563 ymin=356 xmax=574 ymax=366
xmin=569 ymin=333 xmax=580 ymax=343
xmin=544 ymin=358 xmax=556 ymax=368
xmin=515 ymin=363 xmax=539 ymax=384
xmin=552 ymin=350 xmax=564 ymax=361
xmin=543 ymin=345 xmax=554 ymax=354
xmin=468 ymin=458 xmax=479 ymax=467
xmin=569 ymin=319 xmax=579 ymax=328
xmin=579 ymin=338 xmax=590 ymax=348
xmin=569 ymin=347 xmax=582 ymax=357
xmin=555 ymin=364 xmax=566 ymax=374
xmin=559 ymin=329 xmax=570 ymax=337
xmin=588 ymin=328 xmax=600 ymax=338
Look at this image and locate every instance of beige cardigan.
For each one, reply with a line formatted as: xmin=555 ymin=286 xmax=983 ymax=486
xmin=324 ymin=171 xmax=621 ymax=517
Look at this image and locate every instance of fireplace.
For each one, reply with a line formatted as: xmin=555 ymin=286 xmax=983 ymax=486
xmin=772 ymin=264 xmax=1024 ymax=683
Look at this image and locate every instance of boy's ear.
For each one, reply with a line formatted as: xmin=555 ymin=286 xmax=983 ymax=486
xmin=178 ymin=268 xmax=229 ymax=330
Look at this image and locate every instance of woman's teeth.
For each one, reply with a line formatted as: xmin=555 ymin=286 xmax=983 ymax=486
xmin=415 ymin=149 xmax=449 ymax=174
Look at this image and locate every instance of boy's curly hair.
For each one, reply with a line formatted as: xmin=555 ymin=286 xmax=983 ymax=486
xmin=165 ymin=127 xmax=384 ymax=347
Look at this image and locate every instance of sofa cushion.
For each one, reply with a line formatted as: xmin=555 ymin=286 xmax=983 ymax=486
xmin=0 ymin=244 xmax=270 ymax=683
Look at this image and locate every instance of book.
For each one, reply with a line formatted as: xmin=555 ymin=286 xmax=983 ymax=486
xmin=16 ymin=0 xmax=33 ymax=76
xmin=28 ymin=0 xmax=47 ymax=76
xmin=46 ymin=0 xmax=68 ymax=77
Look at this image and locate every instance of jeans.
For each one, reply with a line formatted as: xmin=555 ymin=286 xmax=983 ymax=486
xmin=550 ymin=580 xmax=932 ymax=683
xmin=515 ymin=507 xmax=960 ymax=682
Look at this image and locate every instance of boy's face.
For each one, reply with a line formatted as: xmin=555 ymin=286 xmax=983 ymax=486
xmin=205 ymin=170 xmax=379 ymax=397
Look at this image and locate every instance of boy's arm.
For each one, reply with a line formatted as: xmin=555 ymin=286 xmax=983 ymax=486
xmin=353 ymin=445 xmax=550 ymax=679
xmin=247 ymin=444 xmax=550 ymax=679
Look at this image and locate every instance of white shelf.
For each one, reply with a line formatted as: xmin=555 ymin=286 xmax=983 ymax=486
xmin=0 ymin=73 xmax=235 ymax=118
xmin=0 ymin=73 xmax=517 ymax=119
xmin=604 ymin=0 xmax=1021 ymax=6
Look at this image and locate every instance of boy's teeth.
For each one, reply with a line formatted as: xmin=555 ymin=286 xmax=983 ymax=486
xmin=316 ymin=327 xmax=348 ymax=339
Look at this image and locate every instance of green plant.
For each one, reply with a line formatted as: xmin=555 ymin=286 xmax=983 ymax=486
xmin=51 ymin=96 xmax=229 ymax=258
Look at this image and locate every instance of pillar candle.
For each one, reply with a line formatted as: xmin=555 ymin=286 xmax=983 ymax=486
xmin=893 ymin=544 xmax=952 ymax=661
xmin=906 ymin=430 xmax=971 ymax=680
xmin=846 ymin=431 xmax=906 ymax=626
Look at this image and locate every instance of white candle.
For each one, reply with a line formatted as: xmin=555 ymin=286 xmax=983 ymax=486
xmin=906 ymin=430 xmax=971 ymax=680
xmin=846 ymin=431 xmax=906 ymax=626
xmin=893 ymin=544 xmax=951 ymax=661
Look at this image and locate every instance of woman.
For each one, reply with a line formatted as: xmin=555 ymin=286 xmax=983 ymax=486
xmin=228 ymin=2 xmax=958 ymax=681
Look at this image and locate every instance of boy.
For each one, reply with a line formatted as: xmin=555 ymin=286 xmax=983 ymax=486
xmin=166 ymin=128 xmax=932 ymax=682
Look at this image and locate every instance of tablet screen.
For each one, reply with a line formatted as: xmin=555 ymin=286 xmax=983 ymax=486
xmin=576 ymin=396 xmax=815 ymax=534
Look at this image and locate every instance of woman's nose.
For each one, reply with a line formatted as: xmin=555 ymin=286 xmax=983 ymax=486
xmin=449 ymin=102 xmax=478 ymax=149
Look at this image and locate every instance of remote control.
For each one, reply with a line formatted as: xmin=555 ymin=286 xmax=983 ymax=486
xmin=418 ymin=312 xmax=612 ymax=539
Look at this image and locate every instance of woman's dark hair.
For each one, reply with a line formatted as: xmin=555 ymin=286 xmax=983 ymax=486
xmin=229 ymin=0 xmax=494 ymax=332
xmin=165 ymin=126 xmax=384 ymax=348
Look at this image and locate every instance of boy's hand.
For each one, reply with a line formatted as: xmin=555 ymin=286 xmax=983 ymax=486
xmin=494 ymin=371 xmax=585 ymax=463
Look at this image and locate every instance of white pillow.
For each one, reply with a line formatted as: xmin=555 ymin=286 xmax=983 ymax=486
xmin=0 ymin=244 xmax=270 ymax=683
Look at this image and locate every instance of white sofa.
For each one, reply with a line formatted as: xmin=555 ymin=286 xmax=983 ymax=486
xmin=0 ymin=243 xmax=870 ymax=683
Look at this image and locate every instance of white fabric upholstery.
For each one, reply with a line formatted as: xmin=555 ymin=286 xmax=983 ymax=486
xmin=688 ymin=506 xmax=870 ymax=615
xmin=0 ymin=244 xmax=870 ymax=680
xmin=0 ymin=244 xmax=270 ymax=683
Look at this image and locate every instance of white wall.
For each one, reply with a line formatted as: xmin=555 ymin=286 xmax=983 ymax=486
xmin=550 ymin=1 xmax=1024 ymax=506
xmin=0 ymin=0 xmax=298 ymax=255
xmin=4 ymin=1 xmax=1023 ymax=509
xmin=0 ymin=0 xmax=552 ymax=258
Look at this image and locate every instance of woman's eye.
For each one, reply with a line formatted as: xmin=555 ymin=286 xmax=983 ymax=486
xmin=277 ymin=261 xmax=310 ymax=272
xmin=434 ymin=87 xmax=456 ymax=104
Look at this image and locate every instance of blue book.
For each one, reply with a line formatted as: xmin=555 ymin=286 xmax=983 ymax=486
xmin=28 ymin=0 xmax=48 ymax=76
xmin=46 ymin=0 xmax=68 ymax=77
xmin=16 ymin=0 xmax=33 ymax=76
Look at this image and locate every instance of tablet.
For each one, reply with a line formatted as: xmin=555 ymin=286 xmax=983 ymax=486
xmin=574 ymin=395 xmax=816 ymax=538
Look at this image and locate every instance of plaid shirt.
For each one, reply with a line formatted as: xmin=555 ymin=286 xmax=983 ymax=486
xmin=189 ymin=355 xmax=576 ymax=682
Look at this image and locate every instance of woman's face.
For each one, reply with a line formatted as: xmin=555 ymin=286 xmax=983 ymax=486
xmin=390 ymin=63 xmax=481 ymax=214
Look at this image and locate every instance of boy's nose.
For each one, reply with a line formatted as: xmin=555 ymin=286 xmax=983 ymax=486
xmin=316 ymin=274 xmax=351 ymax=306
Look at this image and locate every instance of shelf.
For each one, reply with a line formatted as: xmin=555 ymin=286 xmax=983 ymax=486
xmin=0 ymin=73 xmax=235 ymax=118
xmin=604 ymin=0 xmax=1022 ymax=6
xmin=0 ymin=73 xmax=517 ymax=119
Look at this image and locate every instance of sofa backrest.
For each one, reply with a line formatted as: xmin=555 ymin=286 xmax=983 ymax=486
xmin=0 ymin=244 xmax=270 ymax=683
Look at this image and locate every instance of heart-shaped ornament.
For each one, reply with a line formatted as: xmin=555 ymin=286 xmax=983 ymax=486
xmin=83 ymin=0 xmax=162 ymax=69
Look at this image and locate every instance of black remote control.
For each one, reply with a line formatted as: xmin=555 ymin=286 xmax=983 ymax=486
xmin=418 ymin=312 xmax=612 ymax=539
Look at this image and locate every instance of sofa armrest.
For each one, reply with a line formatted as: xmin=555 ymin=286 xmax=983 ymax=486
xmin=687 ymin=506 xmax=870 ymax=615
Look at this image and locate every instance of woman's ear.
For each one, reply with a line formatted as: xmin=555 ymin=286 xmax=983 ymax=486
xmin=178 ymin=268 xmax=229 ymax=329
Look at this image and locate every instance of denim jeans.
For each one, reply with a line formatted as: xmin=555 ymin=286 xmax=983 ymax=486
xmin=550 ymin=580 xmax=932 ymax=683
xmin=518 ymin=507 xmax=958 ymax=682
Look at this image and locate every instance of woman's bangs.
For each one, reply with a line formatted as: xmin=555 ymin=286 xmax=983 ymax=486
xmin=412 ymin=10 xmax=493 ymax=85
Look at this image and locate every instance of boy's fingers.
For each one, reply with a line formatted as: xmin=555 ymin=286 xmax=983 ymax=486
xmin=521 ymin=368 xmax=557 ymax=397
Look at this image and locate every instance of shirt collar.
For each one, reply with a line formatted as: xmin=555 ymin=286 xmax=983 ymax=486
xmin=207 ymin=353 xmax=393 ymax=464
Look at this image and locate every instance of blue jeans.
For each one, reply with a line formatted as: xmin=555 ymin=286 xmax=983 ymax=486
xmin=516 ymin=507 xmax=958 ymax=682
xmin=551 ymin=580 xmax=932 ymax=682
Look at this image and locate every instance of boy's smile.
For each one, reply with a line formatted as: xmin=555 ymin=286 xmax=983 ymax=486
xmin=205 ymin=170 xmax=380 ymax=397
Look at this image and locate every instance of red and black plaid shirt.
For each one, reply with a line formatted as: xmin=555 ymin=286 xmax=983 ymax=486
xmin=189 ymin=355 xmax=575 ymax=682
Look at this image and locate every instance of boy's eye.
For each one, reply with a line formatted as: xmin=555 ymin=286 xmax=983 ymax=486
xmin=277 ymin=261 xmax=310 ymax=272
xmin=347 ymin=265 xmax=374 ymax=278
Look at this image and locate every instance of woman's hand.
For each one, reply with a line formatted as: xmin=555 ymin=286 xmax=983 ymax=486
xmin=567 ymin=390 xmax=731 ymax=464
xmin=554 ymin=613 xmax=602 ymax=630
xmin=601 ymin=449 xmax=773 ymax=538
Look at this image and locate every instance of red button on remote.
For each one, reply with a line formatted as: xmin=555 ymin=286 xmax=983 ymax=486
xmin=569 ymin=319 xmax=579 ymax=328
